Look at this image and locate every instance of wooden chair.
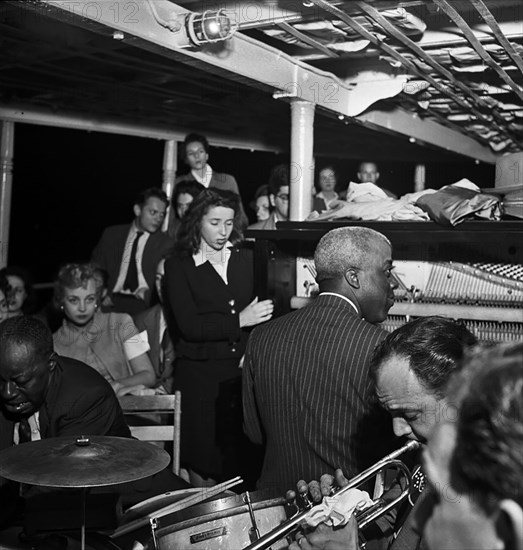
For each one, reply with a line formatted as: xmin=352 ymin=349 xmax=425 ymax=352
xmin=117 ymin=391 xmax=181 ymax=475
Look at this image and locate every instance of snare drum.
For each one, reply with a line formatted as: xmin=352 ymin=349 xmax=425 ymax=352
xmin=155 ymin=490 xmax=288 ymax=549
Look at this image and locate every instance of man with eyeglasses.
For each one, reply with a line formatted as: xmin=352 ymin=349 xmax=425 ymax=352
xmin=248 ymin=164 xmax=290 ymax=229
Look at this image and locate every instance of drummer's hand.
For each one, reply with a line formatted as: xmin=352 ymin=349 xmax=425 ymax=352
xmin=289 ymin=517 xmax=360 ymax=550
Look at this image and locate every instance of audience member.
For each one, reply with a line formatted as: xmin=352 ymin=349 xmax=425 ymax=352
xmin=91 ymin=187 xmax=171 ymax=316
xmin=52 ymin=263 xmax=157 ymax=396
xmin=176 ymin=133 xmax=247 ymax=226
xmin=164 ymin=188 xmax=273 ymax=486
xmin=289 ymin=316 xmax=478 ymax=550
xmin=356 ymin=161 xmax=397 ymax=199
xmin=134 ymin=258 xmax=174 ymax=392
xmin=415 ymin=341 xmax=523 ymax=550
xmin=0 ymin=266 xmax=36 ymax=318
xmin=250 ymin=184 xmax=271 ymax=223
xmin=167 ymin=180 xmax=205 ymax=240
xmin=243 ymin=227 xmax=397 ymax=492
xmin=314 ymin=165 xmax=339 ymax=211
xmin=0 ymin=272 xmax=9 ymax=324
xmin=248 ymin=164 xmax=290 ymax=229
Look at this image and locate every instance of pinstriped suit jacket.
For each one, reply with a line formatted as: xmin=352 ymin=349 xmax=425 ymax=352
xmin=243 ymin=293 xmax=393 ymax=492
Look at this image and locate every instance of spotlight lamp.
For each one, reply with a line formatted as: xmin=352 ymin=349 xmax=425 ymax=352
xmin=185 ymin=10 xmax=237 ymax=46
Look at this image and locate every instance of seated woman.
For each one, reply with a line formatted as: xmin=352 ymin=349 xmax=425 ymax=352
xmin=314 ymin=165 xmax=340 ymax=211
xmin=52 ymin=262 xmax=157 ymax=396
xmin=0 ymin=265 xmax=36 ymax=318
xmin=167 ymin=180 xmax=205 ymax=240
xmin=164 ymin=188 xmax=274 ymax=484
xmin=250 ymin=184 xmax=271 ymax=223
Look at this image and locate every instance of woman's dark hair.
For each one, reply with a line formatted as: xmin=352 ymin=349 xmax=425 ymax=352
xmin=250 ymin=184 xmax=271 ymax=211
xmin=172 ymin=181 xmax=205 ymax=218
xmin=174 ymin=188 xmax=243 ymax=255
xmin=0 ymin=265 xmax=36 ymax=314
xmin=183 ymin=133 xmax=209 ymax=156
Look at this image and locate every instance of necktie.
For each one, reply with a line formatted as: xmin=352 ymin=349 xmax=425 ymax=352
xmin=123 ymin=231 xmax=144 ymax=291
xmin=18 ymin=418 xmax=32 ymax=444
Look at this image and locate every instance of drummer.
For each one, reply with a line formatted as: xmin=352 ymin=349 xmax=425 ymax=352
xmin=0 ymin=317 xmax=189 ymax=534
xmin=0 ymin=316 xmax=132 ymax=527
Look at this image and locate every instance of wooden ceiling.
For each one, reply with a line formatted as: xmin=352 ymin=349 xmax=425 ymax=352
xmin=0 ymin=0 xmax=521 ymax=162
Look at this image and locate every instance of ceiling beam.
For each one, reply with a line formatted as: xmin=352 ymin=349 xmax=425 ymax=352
xmin=357 ymin=106 xmax=496 ymax=163
xmin=16 ymin=0 xmax=496 ymax=161
xmin=0 ymin=105 xmax=284 ymax=152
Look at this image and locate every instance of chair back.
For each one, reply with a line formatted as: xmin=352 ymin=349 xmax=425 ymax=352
xmin=118 ymin=391 xmax=181 ymax=475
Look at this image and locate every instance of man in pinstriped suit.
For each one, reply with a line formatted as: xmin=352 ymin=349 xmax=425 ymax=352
xmin=242 ymin=227 xmax=397 ymax=493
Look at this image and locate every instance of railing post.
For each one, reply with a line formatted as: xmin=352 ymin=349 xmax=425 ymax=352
xmin=290 ymin=101 xmax=315 ymax=221
xmin=162 ymin=139 xmax=177 ymax=232
xmin=0 ymin=121 xmax=15 ymax=268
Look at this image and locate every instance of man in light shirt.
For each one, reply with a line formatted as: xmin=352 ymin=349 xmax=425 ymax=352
xmin=356 ymin=161 xmax=397 ymax=199
xmin=92 ymin=187 xmax=171 ymax=316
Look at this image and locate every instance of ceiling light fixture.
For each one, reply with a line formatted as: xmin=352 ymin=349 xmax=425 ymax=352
xmin=186 ymin=10 xmax=237 ymax=46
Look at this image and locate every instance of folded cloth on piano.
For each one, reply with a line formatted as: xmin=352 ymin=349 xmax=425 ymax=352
xmin=309 ymin=198 xmax=429 ymax=221
xmin=415 ymin=180 xmax=502 ymax=226
xmin=346 ymin=181 xmax=389 ymax=202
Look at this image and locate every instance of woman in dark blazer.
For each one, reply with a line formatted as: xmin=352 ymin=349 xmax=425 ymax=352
xmin=164 ymin=188 xmax=273 ymax=485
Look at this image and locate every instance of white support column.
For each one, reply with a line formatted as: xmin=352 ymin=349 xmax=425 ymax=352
xmin=0 ymin=121 xmax=14 ymax=268
xmin=414 ymin=163 xmax=426 ymax=192
xmin=162 ymin=139 xmax=177 ymax=232
xmin=290 ymin=101 xmax=315 ymax=221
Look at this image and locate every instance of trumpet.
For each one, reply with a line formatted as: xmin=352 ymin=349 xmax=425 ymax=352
xmin=243 ymin=439 xmax=421 ymax=550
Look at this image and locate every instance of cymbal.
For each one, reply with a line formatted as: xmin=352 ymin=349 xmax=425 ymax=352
xmin=0 ymin=435 xmax=170 ymax=488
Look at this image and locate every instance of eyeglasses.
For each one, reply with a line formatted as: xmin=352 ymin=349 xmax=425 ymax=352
xmin=276 ymin=194 xmax=289 ymax=201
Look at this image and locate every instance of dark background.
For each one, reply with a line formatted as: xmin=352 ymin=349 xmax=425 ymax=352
xmin=8 ymin=123 xmax=496 ymax=284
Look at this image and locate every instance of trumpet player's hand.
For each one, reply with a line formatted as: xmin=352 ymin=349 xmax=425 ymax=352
xmin=290 ymin=516 xmax=361 ymax=550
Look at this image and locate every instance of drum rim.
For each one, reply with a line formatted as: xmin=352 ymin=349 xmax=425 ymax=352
xmin=156 ymin=497 xmax=287 ymax=536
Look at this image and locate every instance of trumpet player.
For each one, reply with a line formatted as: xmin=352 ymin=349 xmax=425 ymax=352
xmin=291 ymin=340 xmax=523 ymax=550
xmin=290 ymin=316 xmax=478 ymax=550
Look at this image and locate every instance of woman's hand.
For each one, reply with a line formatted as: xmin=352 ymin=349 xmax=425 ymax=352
xmin=239 ymin=297 xmax=274 ymax=328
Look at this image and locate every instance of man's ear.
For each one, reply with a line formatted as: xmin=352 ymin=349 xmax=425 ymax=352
xmin=344 ymin=268 xmax=360 ymax=289
xmin=497 ymin=500 xmax=523 ymax=550
xmin=269 ymin=194 xmax=276 ymax=208
xmin=133 ymin=204 xmax=141 ymax=218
